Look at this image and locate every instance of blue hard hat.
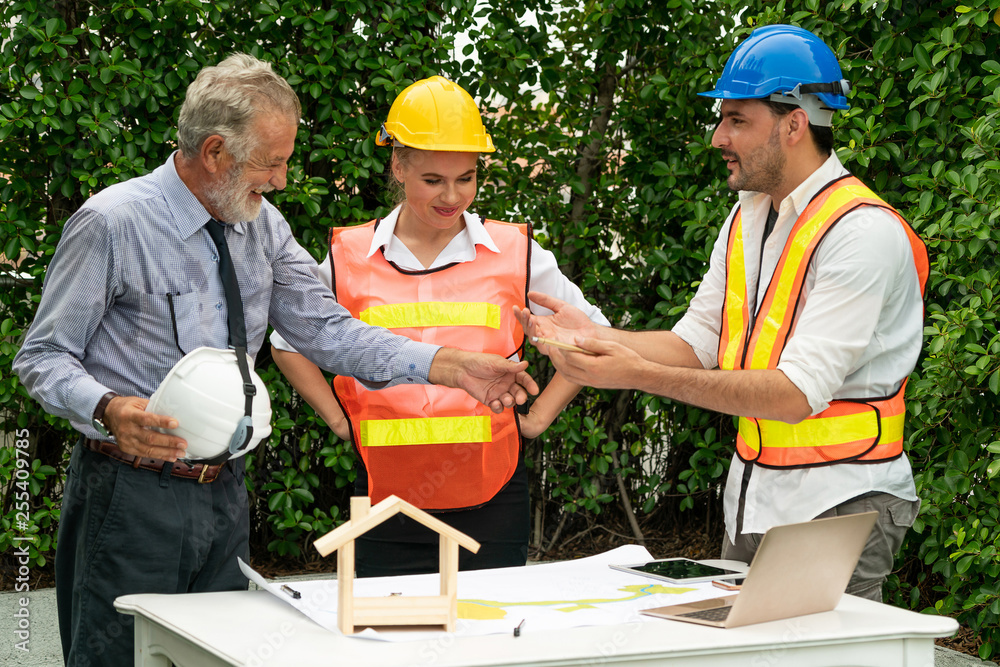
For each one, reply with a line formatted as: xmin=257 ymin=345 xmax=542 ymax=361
xmin=700 ymin=24 xmax=850 ymax=111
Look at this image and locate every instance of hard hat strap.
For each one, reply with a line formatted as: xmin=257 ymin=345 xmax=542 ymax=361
xmin=375 ymin=124 xmax=393 ymax=146
xmin=768 ymin=92 xmax=835 ymax=128
xmin=198 ymin=345 xmax=257 ymax=467
xmin=768 ymin=80 xmax=850 ymax=127
xmin=204 ymin=220 xmax=258 ymax=464
xmin=780 ymin=80 xmax=851 ymax=100
xmin=230 ymin=345 xmax=256 ymax=454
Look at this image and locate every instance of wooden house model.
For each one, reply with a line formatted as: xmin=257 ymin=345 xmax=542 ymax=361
xmin=313 ymin=495 xmax=481 ymax=634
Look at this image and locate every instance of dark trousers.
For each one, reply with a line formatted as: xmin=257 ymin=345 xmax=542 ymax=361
xmin=355 ymin=460 xmax=530 ymax=578
xmin=56 ymin=442 xmax=250 ymax=666
xmin=722 ymin=492 xmax=920 ymax=601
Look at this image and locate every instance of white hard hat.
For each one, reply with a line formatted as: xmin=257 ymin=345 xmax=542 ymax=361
xmin=146 ymin=347 xmax=272 ymax=462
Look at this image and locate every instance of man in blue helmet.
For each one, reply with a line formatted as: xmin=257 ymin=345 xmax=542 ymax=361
xmin=516 ymin=24 xmax=929 ymax=601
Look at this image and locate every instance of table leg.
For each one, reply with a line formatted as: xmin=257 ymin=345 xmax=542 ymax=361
xmin=900 ymin=637 xmax=937 ymax=667
xmin=133 ymin=617 xmax=172 ymax=667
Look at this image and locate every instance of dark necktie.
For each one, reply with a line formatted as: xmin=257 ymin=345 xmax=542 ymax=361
xmin=204 ymin=218 xmax=256 ymax=462
xmin=205 ymin=219 xmax=247 ymax=348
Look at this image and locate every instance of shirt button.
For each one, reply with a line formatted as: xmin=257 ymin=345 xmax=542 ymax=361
xmin=216 ymin=302 xmax=223 ymax=310
xmin=409 ymin=364 xmax=416 ymax=371
xmin=212 ymin=254 xmax=219 ymax=262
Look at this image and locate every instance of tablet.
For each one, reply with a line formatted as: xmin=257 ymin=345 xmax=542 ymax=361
xmin=610 ymin=558 xmax=745 ymax=584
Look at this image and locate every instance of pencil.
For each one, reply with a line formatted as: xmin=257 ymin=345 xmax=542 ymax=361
xmin=531 ymin=336 xmax=597 ymax=355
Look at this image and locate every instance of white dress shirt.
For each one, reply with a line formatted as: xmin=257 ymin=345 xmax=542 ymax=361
xmin=672 ymin=153 xmax=922 ymax=541
xmin=271 ymin=206 xmax=610 ymax=354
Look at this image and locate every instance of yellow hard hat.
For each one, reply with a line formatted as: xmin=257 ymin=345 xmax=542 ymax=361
xmin=375 ymin=76 xmax=495 ymax=152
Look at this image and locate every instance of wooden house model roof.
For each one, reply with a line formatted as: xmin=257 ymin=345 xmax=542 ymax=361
xmin=314 ymin=494 xmax=480 ymax=557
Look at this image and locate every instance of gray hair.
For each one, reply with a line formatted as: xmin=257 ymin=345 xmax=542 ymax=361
xmin=177 ymin=53 xmax=301 ymax=163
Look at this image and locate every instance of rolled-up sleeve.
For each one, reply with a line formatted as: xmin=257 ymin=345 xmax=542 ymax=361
xmin=673 ymin=204 xmax=920 ymax=415
xmin=671 ymin=216 xmax=733 ymax=371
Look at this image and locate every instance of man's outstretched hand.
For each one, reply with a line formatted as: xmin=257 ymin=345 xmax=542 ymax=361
xmin=514 ymin=291 xmax=601 ymax=350
xmin=429 ymin=348 xmax=539 ymax=413
xmin=515 ymin=291 xmax=646 ymax=389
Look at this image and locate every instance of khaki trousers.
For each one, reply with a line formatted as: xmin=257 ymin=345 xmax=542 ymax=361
xmin=721 ymin=492 xmax=920 ymax=601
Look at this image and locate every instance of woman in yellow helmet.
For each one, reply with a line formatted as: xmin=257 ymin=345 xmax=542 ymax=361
xmin=270 ymin=76 xmax=608 ymax=577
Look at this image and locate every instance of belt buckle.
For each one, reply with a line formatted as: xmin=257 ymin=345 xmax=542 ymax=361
xmin=198 ymin=465 xmax=209 ymax=484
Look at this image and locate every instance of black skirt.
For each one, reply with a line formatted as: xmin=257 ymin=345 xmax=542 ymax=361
xmin=353 ymin=456 xmax=529 ymax=578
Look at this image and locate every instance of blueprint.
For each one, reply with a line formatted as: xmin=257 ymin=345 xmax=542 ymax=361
xmin=239 ymin=544 xmax=736 ymax=642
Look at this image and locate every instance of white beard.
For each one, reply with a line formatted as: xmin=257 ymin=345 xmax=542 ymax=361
xmin=205 ymin=165 xmax=266 ymax=223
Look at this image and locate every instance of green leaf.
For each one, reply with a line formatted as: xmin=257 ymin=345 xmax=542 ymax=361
xmin=914 ymin=44 xmax=932 ymax=71
xmin=267 ymin=492 xmax=286 ymax=512
xmin=117 ymin=61 xmax=139 ymax=77
xmin=4 ymin=235 xmax=20 ymax=260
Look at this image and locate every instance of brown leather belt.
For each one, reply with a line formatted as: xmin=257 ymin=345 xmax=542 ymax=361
xmin=83 ymin=438 xmax=225 ymax=483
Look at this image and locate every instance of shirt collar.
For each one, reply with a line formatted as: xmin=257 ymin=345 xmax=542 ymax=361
xmin=737 ymin=151 xmax=850 ymax=225
xmin=158 ymin=151 xmax=248 ymax=240
xmin=462 ymin=211 xmax=501 ymax=253
xmin=782 ymin=151 xmax=850 ymax=218
xmin=365 ymin=206 xmax=501 ymax=258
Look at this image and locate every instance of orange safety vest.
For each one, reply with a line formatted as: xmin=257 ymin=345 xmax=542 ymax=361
xmin=329 ymin=218 xmax=529 ymax=509
xmin=720 ymin=176 xmax=929 ymax=469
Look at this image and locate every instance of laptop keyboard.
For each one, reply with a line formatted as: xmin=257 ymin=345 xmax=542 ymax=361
xmin=678 ymin=606 xmax=732 ymax=622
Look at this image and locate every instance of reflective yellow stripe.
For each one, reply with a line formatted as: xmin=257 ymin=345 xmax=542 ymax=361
xmin=738 ymin=418 xmax=760 ymax=454
xmin=732 ymin=180 xmax=913 ymax=467
xmin=741 ymin=411 xmax=904 ymax=451
xmin=721 ymin=215 xmax=747 ymax=371
xmin=359 ymin=302 xmax=501 ymax=329
xmin=748 ymin=186 xmax=873 ymax=369
xmin=360 ymin=416 xmax=492 ymax=447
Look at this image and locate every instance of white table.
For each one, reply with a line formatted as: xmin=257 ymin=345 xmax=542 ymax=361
xmin=116 ymin=586 xmax=957 ymax=667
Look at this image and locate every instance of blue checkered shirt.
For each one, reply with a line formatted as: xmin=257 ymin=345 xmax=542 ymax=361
xmin=13 ymin=152 xmax=437 ymax=437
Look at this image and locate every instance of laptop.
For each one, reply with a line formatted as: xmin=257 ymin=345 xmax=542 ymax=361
xmin=640 ymin=511 xmax=878 ymax=628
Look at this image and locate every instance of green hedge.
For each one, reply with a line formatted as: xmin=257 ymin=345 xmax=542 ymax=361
xmin=2 ymin=0 xmax=999 ymax=657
